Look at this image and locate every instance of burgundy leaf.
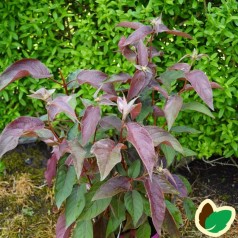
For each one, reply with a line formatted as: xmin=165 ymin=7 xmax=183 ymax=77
xmin=126 ymin=122 xmax=156 ymax=179
xmin=144 ymin=175 xmax=166 ymax=236
xmin=46 ymin=95 xmax=78 ymax=122
xmin=210 ymin=82 xmax=222 ymax=89
xmin=145 ymin=126 xmax=183 ymax=154
xmin=0 ymin=59 xmax=52 ymax=91
xmin=104 ymin=73 xmax=131 ymax=83
xmin=0 ymin=116 xmax=44 ymax=158
xmin=99 ymin=116 xmax=122 ymax=131
xmin=28 ymin=87 xmax=55 ymax=101
xmin=185 ymin=70 xmax=214 ymax=110
xmin=154 ymin=173 xmax=179 ymax=195
xmin=56 ymin=213 xmax=72 ymax=238
xmin=137 ymin=40 xmax=148 ymax=66
xmin=163 ymin=208 xmax=181 ymax=238
xmin=68 ymin=139 xmax=87 ymax=179
xmin=117 ymin=21 xmax=144 ymax=29
xmin=130 ymin=103 xmax=142 ymax=120
xmin=77 ymin=70 xmax=116 ymax=95
xmin=81 ymin=106 xmax=101 ymax=145
xmin=151 ymin=82 xmax=169 ymax=99
xmin=165 ymin=30 xmax=192 ymax=39
xmin=151 ymin=47 xmax=164 ymax=58
xmin=118 ymin=37 xmax=136 ymax=61
xmin=169 ymin=63 xmax=191 ymax=73
xmin=164 ymin=95 xmax=183 ymax=130
xmin=127 ymin=71 xmax=147 ymax=101
xmin=91 ymin=139 xmax=124 ymax=180
xmin=153 ymin=106 xmax=165 ymax=118
xmin=92 ymin=176 xmax=131 ymax=200
xmin=172 ymin=174 xmax=187 ymax=197
xmin=122 ymin=25 xmax=153 ymax=46
xmin=45 ymin=153 xmax=57 ymax=186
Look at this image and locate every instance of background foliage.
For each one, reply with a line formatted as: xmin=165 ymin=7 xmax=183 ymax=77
xmin=0 ymin=0 xmax=237 ymax=158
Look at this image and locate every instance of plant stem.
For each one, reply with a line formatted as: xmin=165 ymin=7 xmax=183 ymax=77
xmin=59 ymin=68 xmax=69 ymax=95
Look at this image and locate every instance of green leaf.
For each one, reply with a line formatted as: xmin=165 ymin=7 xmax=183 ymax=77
xmin=72 ymin=220 xmax=93 ymax=238
xmin=171 ymin=126 xmax=201 ymax=134
xmin=177 ymin=175 xmax=192 ymax=194
xmin=165 ymin=200 xmax=183 ymax=227
xmin=79 ymin=195 xmax=111 ymax=220
xmin=183 ymin=198 xmax=196 ymax=221
xmin=124 ymin=190 xmax=144 ymax=226
xmin=205 ymin=210 xmax=233 ymax=233
xmin=65 ymin=184 xmax=87 ymax=227
xmin=160 ymin=144 xmax=176 ymax=167
xmin=55 ymin=165 xmax=77 ymax=208
xmin=128 ymin=160 xmax=141 ymax=178
xmin=160 ymin=70 xmax=184 ymax=90
xmin=182 ymin=147 xmax=197 ymax=157
xmin=182 ymin=102 xmax=214 ymax=118
xmin=136 ymin=221 xmax=151 ymax=238
xmin=106 ymin=198 xmax=126 ymax=237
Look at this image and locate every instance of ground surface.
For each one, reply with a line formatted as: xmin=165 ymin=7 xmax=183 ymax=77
xmin=0 ymin=143 xmax=237 ymax=237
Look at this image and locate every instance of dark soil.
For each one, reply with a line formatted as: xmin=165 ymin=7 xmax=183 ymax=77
xmin=178 ymin=158 xmax=238 ymax=210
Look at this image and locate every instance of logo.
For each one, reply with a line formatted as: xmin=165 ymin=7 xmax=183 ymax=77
xmin=195 ymin=199 xmax=236 ymax=237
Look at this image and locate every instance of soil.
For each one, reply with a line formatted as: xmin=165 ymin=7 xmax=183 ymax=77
xmin=0 ymin=143 xmax=237 ymax=238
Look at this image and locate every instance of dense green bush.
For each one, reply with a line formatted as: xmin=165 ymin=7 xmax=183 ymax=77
xmin=0 ymin=0 xmax=237 ymax=158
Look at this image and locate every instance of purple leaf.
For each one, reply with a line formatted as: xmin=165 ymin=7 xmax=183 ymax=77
xmin=0 ymin=59 xmax=52 ymax=91
xmin=145 ymin=126 xmax=184 ymax=154
xmin=185 ymin=70 xmax=214 ymax=110
xmin=130 ymin=102 xmax=142 ymax=120
xmin=117 ymin=21 xmax=144 ymax=29
xmin=153 ymin=106 xmax=165 ymax=118
xmin=164 ymin=95 xmax=183 ymax=130
xmin=126 ymin=122 xmax=156 ymax=179
xmin=0 ymin=116 xmax=44 ymax=158
xmin=210 ymin=82 xmax=222 ymax=89
xmin=56 ymin=213 xmax=72 ymax=238
xmin=104 ymin=73 xmax=131 ymax=83
xmin=144 ymin=175 xmax=166 ymax=236
xmin=154 ymin=173 xmax=179 ymax=195
xmin=77 ymin=70 xmax=116 ymax=95
xmin=122 ymin=25 xmax=153 ymax=46
xmin=118 ymin=37 xmax=136 ymax=61
xmin=137 ymin=40 xmax=148 ymax=66
xmin=151 ymin=82 xmax=169 ymax=99
xmin=46 ymin=95 xmax=78 ymax=122
xmin=92 ymin=176 xmax=131 ymax=200
xmin=91 ymin=139 xmax=124 ymax=180
xmin=127 ymin=70 xmax=147 ymax=101
xmin=172 ymin=174 xmax=187 ymax=197
xmin=99 ymin=116 xmax=122 ymax=131
xmin=81 ymin=106 xmax=101 ymax=145
xmin=165 ymin=30 xmax=192 ymax=39
xmin=163 ymin=208 xmax=181 ymax=238
xmin=45 ymin=153 xmax=57 ymax=186
xmin=67 ymin=139 xmax=87 ymax=179
xmin=28 ymin=87 xmax=55 ymax=101
xmin=152 ymin=234 xmax=160 ymax=238
xmin=169 ymin=63 xmax=191 ymax=73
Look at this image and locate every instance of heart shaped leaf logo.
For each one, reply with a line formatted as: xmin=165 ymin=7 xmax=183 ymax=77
xmin=195 ymin=199 xmax=236 ymax=237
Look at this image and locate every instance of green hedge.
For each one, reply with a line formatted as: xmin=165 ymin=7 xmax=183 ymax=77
xmin=0 ymin=0 xmax=237 ymax=158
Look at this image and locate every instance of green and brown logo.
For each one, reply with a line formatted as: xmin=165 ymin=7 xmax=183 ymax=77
xmin=195 ymin=199 xmax=236 ymax=237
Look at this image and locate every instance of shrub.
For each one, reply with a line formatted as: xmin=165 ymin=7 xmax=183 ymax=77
xmin=0 ymin=16 xmax=218 ymax=237
xmin=0 ymin=0 xmax=237 ymax=158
